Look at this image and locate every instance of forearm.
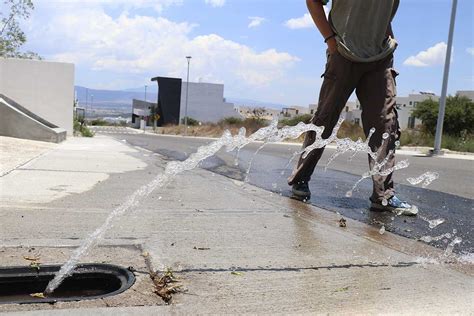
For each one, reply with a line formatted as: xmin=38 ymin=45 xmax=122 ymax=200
xmin=306 ymin=0 xmax=333 ymax=39
xmin=386 ymin=23 xmax=394 ymax=38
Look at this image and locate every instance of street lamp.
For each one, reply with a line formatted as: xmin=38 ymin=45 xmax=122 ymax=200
xmin=90 ymin=94 xmax=94 ymax=116
xmin=184 ymin=56 xmax=192 ymax=136
xmin=432 ymin=0 xmax=458 ymax=156
xmin=85 ymin=88 xmax=89 ymax=118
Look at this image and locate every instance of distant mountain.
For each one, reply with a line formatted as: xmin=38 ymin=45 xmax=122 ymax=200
xmin=74 ymin=86 xmax=286 ymax=111
xmin=74 ymin=86 xmax=157 ymax=109
xmin=123 ymin=86 xmax=158 ymax=93
xmin=227 ymin=97 xmax=286 ymax=110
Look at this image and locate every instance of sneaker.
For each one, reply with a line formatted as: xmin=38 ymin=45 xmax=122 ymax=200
xmin=292 ymin=182 xmax=311 ymax=199
xmin=371 ymin=196 xmax=418 ymax=216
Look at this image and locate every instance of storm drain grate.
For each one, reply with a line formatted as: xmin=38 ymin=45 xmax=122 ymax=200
xmin=0 ymin=263 xmax=135 ymax=304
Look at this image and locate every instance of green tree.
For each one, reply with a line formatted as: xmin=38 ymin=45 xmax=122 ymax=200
xmin=0 ymin=0 xmax=41 ymax=59
xmin=412 ymin=95 xmax=474 ymax=136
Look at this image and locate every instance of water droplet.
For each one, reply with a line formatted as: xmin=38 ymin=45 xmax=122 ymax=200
xmin=395 ymin=140 xmax=400 ymax=146
xmin=407 ymin=172 xmax=439 ymax=188
xmin=382 ymin=132 xmax=390 ymax=139
xmin=428 ymin=218 xmax=445 ymax=229
xmin=370 ymin=127 xmax=376 ymax=133
xmin=158 ymin=196 xmax=162 ymax=200
xmin=345 ymin=191 xmax=353 ymax=198
xmin=379 ymin=225 xmax=385 ymax=234
xmin=382 ymin=199 xmax=388 ymax=206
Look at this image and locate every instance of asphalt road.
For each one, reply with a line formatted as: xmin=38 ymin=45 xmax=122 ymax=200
xmin=92 ymin=127 xmax=473 ymax=255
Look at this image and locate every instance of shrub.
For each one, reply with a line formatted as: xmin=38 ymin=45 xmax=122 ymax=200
xmin=73 ymin=118 xmax=94 ymax=137
xmin=80 ymin=126 xmax=95 ymax=137
xmin=218 ymin=116 xmax=244 ymax=126
xmin=90 ymin=118 xmax=108 ymax=126
xmin=412 ymin=95 xmax=474 ymax=136
xmin=400 ymin=129 xmax=474 ymax=152
xmin=181 ymin=116 xmax=199 ymax=126
xmin=279 ymin=114 xmax=313 ymax=127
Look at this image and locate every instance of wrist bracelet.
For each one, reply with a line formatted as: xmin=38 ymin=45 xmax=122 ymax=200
xmin=324 ymin=33 xmax=336 ymax=43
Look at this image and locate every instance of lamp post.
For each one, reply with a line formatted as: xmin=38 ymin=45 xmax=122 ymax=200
xmin=85 ymin=88 xmax=89 ymax=118
xmin=432 ymin=0 xmax=458 ymax=156
xmin=184 ymin=56 xmax=192 ymax=136
xmin=90 ymin=94 xmax=94 ymax=117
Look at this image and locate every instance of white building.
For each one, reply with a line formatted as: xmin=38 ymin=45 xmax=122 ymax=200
xmin=395 ymin=92 xmax=438 ymax=129
xmin=342 ymin=93 xmax=439 ymax=130
xmin=280 ymin=106 xmax=309 ymax=118
xmin=0 ymin=58 xmax=74 ymax=135
xmin=179 ymin=82 xmax=240 ymax=123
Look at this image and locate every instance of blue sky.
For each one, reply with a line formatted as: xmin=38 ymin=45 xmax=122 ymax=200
xmin=23 ymin=0 xmax=474 ymax=106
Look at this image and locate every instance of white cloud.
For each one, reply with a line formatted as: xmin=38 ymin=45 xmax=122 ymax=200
xmin=26 ymin=3 xmax=298 ymax=88
xmin=35 ymin=0 xmax=183 ymax=13
xmin=467 ymin=47 xmax=474 ymax=56
xmin=284 ymin=8 xmax=328 ymax=30
xmin=248 ymin=16 xmax=265 ymax=28
xmin=204 ymin=0 xmax=225 ymax=8
xmin=284 ymin=13 xmax=313 ymax=29
xmin=403 ymin=42 xmax=448 ymax=67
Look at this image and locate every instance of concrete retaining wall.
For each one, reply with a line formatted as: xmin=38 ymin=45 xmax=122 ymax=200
xmin=0 ymin=97 xmax=67 ymax=143
xmin=0 ymin=58 xmax=75 ymax=135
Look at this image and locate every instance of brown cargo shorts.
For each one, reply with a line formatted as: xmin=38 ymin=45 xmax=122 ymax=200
xmin=288 ymin=51 xmax=401 ymax=203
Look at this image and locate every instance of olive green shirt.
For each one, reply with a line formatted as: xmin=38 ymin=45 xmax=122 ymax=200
xmin=322 ymin=0 xmax=399 ymax=62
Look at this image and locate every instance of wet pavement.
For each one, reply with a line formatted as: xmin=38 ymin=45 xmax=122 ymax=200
xmin=1 ymin=132 xmax=472 ymax=314
xmin=114 ymin=132 xmax=474 ymax=255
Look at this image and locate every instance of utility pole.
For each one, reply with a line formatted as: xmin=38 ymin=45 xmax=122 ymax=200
xmin=432 ymin=0 xmax=457 ymax=156
xmin=184 ymin=56 xmax=192 ymax=136
xmin=144 ymin=85 xmax=147 ymax=102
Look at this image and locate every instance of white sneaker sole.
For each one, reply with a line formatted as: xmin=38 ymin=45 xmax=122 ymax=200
xmin=370 ymin=203 xmax=418 ymax=216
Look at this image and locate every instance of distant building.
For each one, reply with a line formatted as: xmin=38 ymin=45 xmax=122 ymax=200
xmin=179 ymin=81 xmax=239 ymax=123
xmin=308 ymin=104 xmax=318 ymax=115
xmin=456 ymin=90 xmax=474 ymax=101
xmin=142 ymin=77 xmax=240 ymax=127
xmin=131 ymin=99 xmax=156 ymax=128
xmin=280 ymin=106 xmax=309 ymax=118
xmin=236 ymin=106 xmax=279 ymax=120
xmin=395 ymin=92 xmax=438 ymax=129
xmin=152 ymin=77 xmax=182 ymax=126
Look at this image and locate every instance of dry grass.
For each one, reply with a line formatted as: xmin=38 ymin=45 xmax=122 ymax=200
xmin=155 ymin=120 xmax=366 ymax=144
xmin=155 ymin=118 xmax=270 ymax=138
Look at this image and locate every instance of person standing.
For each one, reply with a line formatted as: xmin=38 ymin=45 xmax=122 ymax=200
xmin=288 ymin=0 xmax=418 ymax=215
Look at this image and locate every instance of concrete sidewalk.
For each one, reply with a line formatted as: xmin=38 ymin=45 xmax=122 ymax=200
xmin=0 ymin=135 xmax=472 ymax=315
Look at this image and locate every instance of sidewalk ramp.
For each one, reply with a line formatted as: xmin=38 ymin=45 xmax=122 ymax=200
xmin=0 ymin=94 xmax=66 ymax=143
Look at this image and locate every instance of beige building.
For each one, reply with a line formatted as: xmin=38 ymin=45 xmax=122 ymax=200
xmin=457 ymin=90 xmax=474 ymax=101
xmin=236 ymin=106 xmax=280 ymax=120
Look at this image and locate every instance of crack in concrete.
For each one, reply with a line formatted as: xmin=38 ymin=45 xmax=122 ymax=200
xmin=176 ymin=261 xmax=419 ymax=273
